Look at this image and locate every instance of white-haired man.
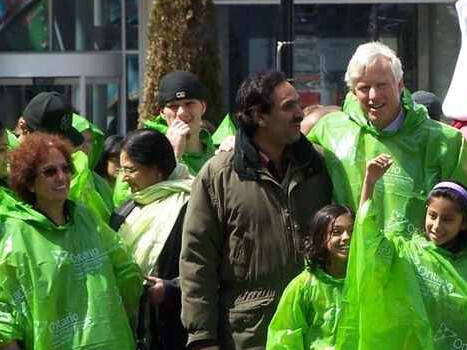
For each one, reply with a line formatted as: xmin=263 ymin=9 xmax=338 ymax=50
xmin=309 ymin=41 xmax=467 ymax=235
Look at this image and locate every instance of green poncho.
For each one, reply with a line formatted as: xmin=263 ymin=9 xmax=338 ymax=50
xmin=71 ymin=114 xmax=114 ymax=212
xmin=112 ymin=115 xmax=214 ymax=206
xmin=5 ymin=130 xmax=19 ymax=149
xmin=118 ymin=163 xmax=192 ymax=276
xmin=308 ymin=90 xmax=467 ymax=236
xmin=336 ymin=200 xmax=467 ymax=350
xmin=267 ymin=268 xmax=344 ymax=350
xmin=72 ymin=114 xmax=104 ymax=169
xmin=0 ymin=200 xmax=143 ymax=350
xmin=69 ymin=151 xmax=113 ymax=222
xmin=211 ymin=113 xmax=237 ymax=147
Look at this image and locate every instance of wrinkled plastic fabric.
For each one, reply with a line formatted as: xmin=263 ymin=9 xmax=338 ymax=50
xmin=112 ymin=115 xmax=214 ymax=206
xmin=5 ymin=130 xmax=19 ymax=149
xmin=267 ymin=269 xmax=344 ymax=350
xmin=72 ymin=114 xmax=105 ymax=169
xmin=212 ymin=114 xmax=237 ymax=146
xmin=336 ymin=200 xmax=467 ymax=350
xmin=69 ymin=151 xmax=112 ymax=222
xmin=0 ymin=200 xmax=143 ymax=350
xmin=308 ymin=89 xmax=467 ymax=237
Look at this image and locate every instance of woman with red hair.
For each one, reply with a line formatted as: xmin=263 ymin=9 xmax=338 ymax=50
xmin=0 ymin=132 xmax=143 ymax=350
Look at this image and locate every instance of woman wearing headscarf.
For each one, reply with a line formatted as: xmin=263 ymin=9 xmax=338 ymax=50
xmin=110 ymin=129 xmax=192 ymax=350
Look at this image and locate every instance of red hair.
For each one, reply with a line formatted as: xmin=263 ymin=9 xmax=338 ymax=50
xmin=9 ymin=132 xmax=73 ymax=204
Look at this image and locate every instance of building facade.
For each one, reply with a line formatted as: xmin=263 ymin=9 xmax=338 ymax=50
xmin=0 ymin=0 xmax=459 ymax=134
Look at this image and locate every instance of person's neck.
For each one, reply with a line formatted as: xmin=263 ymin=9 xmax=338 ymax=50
xmin=185 ymin=133 xmax=203 ymax=154
xmin=253 ymin=132 xmax=286 ymax=171
xmin=325 ymin=259 xmax=347 ymax=279
xmin=36 ymin=199 xmax=66 ymax=226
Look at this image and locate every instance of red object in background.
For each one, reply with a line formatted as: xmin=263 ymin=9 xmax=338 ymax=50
xmin=295 ymin=74 xmax=321 ymax=108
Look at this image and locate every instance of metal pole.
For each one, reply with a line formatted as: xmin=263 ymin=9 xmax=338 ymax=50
xmin=277 ymin=0 xmax=294 ymax=81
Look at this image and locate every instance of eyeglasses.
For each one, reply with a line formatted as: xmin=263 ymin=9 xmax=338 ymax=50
xmin=40 ymin=164 xmax=72 ymax=178
xmin=118 ymin=166 xmax=138 ymax=175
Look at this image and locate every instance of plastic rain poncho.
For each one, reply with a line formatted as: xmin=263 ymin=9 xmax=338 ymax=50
xmin=308 ymin=90 xmax=467 ymax=236
xmin=118 ymin=163 xmax=192 ymax=276
xmin=336 ymin=200 xmax=467 ymax=350
xmin=266 ymin=268 xmax=344 ymax=350
xmin=72 ymin=114 xmax=114 ymax=211
xmin=212 ymin=114 xmax=237 ymax=147
xmin=72 ymin=114 xmax=104 ymax=169
xmin=69 ymin=150 xmax=113 ymax=222
xmin=0 ymin=200 xmax=143 ymax=350
xmin=112 ymin=115 xmax=214 ymax=206
xmin=6 ymin=130 xmax=19 ymax=149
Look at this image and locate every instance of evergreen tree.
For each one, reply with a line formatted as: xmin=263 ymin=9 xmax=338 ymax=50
xmin=139 ymin=0 xmax=223 ymax=127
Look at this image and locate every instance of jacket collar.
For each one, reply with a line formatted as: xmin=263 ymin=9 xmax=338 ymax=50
xmin=233 ymin=128 xmax=320 ymax=181
xmin=343 ymin=88 xmax=428 ymax=137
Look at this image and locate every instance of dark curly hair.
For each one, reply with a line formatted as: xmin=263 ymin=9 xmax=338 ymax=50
xmin=9 ymin=132 xmax=73 ymax=204
xmin=426 ymin=180 xmax=467 ymax=250
xmin=234 ymin=71 xmax=287 ymax=135
xmin=304 ymin=204 xmax=355 ymax=270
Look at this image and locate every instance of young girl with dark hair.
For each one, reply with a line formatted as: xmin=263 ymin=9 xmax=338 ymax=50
xmin=267 ymin=204 xmax=354 ymax=350
xmin=337 ymin=154 xmax=467 ymax=350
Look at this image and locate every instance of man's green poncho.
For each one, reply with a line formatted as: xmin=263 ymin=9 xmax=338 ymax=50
xmin=266 ymin=268 xmax=344 ymax=350
xmin=308 ymin=90 xmax=467 ymax=236
xmin=71 ymin=114 xmax=114 ymax=214
xmin=112 ymin=115 xmax=214 ymax=207
xmin=118 ymin=163 xmax=192 ymax=276
xmin=72 ymin=114 xmax=104 ymax=169
xmin=336 ymin=200 xmax=467 ymax=350
xmin=0 ymin=200 xmax=143 ymax=350
xmin=69 ymin=150 xmax=113 ymax=222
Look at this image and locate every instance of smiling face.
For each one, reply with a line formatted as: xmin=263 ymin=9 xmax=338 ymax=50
xmin=258 ymin=81 xmax=304 ymax=146
xmin=30 ymin=148 xmax=71 ymax=204
xmin=120 ymin=150 xmax=162 ymax=193
xmin=325 ymin=214 xmax=354 ymax=264
xmin=353 ymin=56 xmax=403 ymax=130
xmin=425 ymin=196 xmax=467 ymax=247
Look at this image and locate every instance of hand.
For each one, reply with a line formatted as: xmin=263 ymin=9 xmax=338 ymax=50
xmin=365 ymin=154 xmax=393 ymax=185
xmin=145 ymin=276 xmax=165 ymax=305
xmin=166 ymin=118 xmax=191 ymax=159
xmin=215 ymin=135 xmax=236 ymax=154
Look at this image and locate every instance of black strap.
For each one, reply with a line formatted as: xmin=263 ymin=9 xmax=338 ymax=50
xmin=109 ymin=199 xmax=138 ymax=231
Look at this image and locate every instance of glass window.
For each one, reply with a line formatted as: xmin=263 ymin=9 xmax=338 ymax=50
xmin=293 ymin=3 xmax=459 ymax=108
xmin=0 ymin=0 xmax=49 ymax=51
xmin=126 ymin=0 xmax=138 ymax=50
xmin=126 ymin=54 xmax=139 ymax=131
xmin=87 ymin=80 xmax=120 ymax=135
xmin=222 ymin=5 xmax=280 ymax=109
xmin=52 ymin=0 xmax=122 ymax=51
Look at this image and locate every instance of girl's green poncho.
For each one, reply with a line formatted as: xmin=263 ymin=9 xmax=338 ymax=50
xmin=336 ymin=200 xmax=467 ymax=350
xmin=267 ymin=268 xmax=344 ymax=350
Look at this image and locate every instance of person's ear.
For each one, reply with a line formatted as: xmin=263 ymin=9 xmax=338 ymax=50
xmin=17 ymin=117 xmax=30 ymax=136
xmin=398 ymin=80 xmax=405 ymax=93
xmin=200 ymin=101 xmax=207 ymax=115
xmin=253 ymin=108 xmax=266 ymax=127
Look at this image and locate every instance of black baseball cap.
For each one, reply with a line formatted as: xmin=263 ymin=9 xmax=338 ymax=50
xmin=22 ymin=92 xmax=84 ymax=147
xmin=158 ymin=71 xmax=206 ymax=105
